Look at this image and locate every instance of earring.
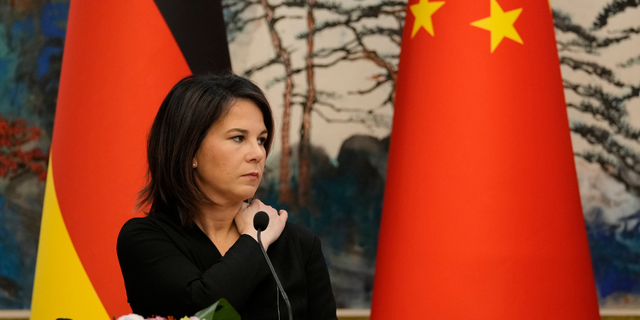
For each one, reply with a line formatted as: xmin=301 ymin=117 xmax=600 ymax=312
xmin=192 ymin=163 xmax=196 ymax=168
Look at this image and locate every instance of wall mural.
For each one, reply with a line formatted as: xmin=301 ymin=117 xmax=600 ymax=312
xmin=554 ymin=0 xmax=640 ymax=309
xmin=0 ymin=0 xmax=637 ymax=311
xmin=0 ymin=0 xmax=68 ymax=309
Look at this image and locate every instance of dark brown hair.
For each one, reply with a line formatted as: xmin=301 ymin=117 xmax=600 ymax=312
xmin=138 ymin=73 xmax=274 ymax=225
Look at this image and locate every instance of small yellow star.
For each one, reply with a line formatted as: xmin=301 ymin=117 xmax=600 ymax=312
xmin=470 ymin=0 xmax=523 ymax=52
xmin=410 ymin=0 xmax=445 ymax=38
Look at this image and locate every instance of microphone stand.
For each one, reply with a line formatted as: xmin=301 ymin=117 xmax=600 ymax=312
xmin=257 ymin=229 xmax=293 ymax=320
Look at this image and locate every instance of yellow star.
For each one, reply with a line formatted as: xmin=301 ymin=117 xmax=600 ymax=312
xmin=410 ymin=0 xmax=445 ymax=38
xmin=470 ymin=0 xmax=523 ymax=52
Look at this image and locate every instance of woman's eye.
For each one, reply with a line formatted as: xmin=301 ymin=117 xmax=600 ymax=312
xmin=232 ymin=136 xmax=244 ymax=142
xmin=258 ymin=137 xmax=267 ymax=145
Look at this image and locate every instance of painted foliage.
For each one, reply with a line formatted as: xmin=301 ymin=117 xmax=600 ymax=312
xmin=554 ymin=0 xmax=640 ymax=309
xmin=0 ymin=0 xmax=68 ymax=309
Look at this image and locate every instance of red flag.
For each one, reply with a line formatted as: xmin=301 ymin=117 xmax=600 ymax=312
xmin=371 ymin=0 xmax=600 ymax=319
xmin=31 ymin=1 xmax=230 ymax=318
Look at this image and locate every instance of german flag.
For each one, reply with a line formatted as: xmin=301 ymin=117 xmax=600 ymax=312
xmin=31 ymin=1 xmax=231 ymax=318
xmin=371 ymin=0 xmax=599 ymax=319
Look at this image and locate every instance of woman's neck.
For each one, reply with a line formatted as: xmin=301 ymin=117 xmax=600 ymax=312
xmin=194 ymin=201 xmax=244 ymax=256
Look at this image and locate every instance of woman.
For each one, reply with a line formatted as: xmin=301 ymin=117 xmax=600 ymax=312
xmin=117 ymin=73 xmax=337 ymax=319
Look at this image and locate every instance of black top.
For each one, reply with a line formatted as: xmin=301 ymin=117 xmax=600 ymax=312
xmin=117 ymin=211 xmax=338 ymax=319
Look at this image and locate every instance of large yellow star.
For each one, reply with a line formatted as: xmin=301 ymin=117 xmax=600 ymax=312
xmin=470 ymin=0 xmax=523 ymax=52
xmin=410 ymin=0 xmax=445 ymax=38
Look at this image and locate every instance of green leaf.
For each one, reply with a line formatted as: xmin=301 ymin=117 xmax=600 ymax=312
xmin=193 ymin=298 xmax=241 ymax=320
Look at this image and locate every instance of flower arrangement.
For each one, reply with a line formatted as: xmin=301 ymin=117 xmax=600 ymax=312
xmin=114 ymin=298 xmax=240 ymax=320
xmin=117 ymin=315 xmax=199 ymax=320
xmin=55 ymin=298 xmax=239 ymax=320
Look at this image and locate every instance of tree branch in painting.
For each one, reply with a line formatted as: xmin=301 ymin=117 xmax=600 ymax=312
xmin=554 ymin=1 xmax=640 ymax=303
xmin=225 ymin=0 xmax=404 ymax=208
xmin=259 ymin=0 xmax=297 ymax=205
xmin=554 ymin=7 xmax=640 ymax=193
xmin=304 ymin=1 xmax=403 ymax=108
xmin=298 ymin=0 xmax=316 ymax=207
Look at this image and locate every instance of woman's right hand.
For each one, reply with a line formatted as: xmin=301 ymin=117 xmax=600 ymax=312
xmin=235 ymin=199 xmax=288 ymax=250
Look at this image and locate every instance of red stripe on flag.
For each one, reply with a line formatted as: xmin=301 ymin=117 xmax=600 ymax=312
xmin=52 ymin=1 xmax=190 ymax=316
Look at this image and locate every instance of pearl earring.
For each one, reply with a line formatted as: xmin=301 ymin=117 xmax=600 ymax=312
xmin=192 ymin=163 xmax=196 ymax=168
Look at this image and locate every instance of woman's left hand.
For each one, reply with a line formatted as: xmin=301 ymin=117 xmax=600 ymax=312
xmin=235 ymin=199 xmax=288 ymax=250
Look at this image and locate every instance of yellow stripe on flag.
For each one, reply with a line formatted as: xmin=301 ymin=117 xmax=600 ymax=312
xmin=31 ymin=156 xmax=111 ymax=320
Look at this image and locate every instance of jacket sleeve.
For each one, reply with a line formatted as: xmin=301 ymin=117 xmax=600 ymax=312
xmin=304 ymin=236 xmax=338 ymax=320
xmin=116 ymin=218 xmax=271 ymax=317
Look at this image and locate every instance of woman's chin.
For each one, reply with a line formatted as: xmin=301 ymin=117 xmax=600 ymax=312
xmin=208 ymin=186 xmax=258 ymax=205
xmin=234 ymin=188 xmax=258 ymax=203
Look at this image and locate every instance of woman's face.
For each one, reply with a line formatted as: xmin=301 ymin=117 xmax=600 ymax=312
xmin=193 ymin=98 xmax=268 ymax=206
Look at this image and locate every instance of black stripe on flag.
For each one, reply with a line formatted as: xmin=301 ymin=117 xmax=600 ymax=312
xmin=154 ymin=0 xmax=232 ymax=74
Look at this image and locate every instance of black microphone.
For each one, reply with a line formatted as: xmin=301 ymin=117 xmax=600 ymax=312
xmin=253 ymin=211 xmax=293 ymax=320
xmin=253 ymin=211 xmax=270 ymax=232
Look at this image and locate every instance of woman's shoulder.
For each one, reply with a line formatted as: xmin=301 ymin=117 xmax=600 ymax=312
xmin=282 ymin=221 xmax=322 ymax=256
xmin=120 ymin=212 xmax=169 ymax=231
xmin=118 ymin=212 xmax=182 ymax=244
xmin=284 ymin=221 xmax=316 ymax=241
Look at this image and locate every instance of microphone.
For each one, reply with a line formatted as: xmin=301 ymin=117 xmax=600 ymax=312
xmin=253 ymin=211 xmax=269 ymax=232
xmin=253 ymin=211 xmax=293 ymax=320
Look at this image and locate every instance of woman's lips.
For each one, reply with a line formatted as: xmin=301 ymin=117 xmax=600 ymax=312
xmin=243 ymin=172 xmax=259 ymax=179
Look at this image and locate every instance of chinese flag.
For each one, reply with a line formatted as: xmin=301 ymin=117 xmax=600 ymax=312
xmin=31 ymin=1 xmax=230 ymax=319
xmin=371 ymin=0 xmax=600 ymax=319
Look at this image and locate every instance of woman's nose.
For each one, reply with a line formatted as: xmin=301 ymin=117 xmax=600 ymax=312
xmin=247 ymin=141 xmax=265 ymax=162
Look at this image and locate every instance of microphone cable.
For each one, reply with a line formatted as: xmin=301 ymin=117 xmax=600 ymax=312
xmin=255 ymin=212 xmax=293 ymax=320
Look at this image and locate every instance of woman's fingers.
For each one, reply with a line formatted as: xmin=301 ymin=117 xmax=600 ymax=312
xmin=275 ymin=210 xmax=288 ymax=226
xmin=235 ymin=199 xmax=287 ymax=249
xmin=260 ymin=208 xmax=287 ymax=248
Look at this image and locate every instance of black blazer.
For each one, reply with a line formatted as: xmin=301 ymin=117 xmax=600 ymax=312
xmin=117 ymin=211 xmax=338 ymax=319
